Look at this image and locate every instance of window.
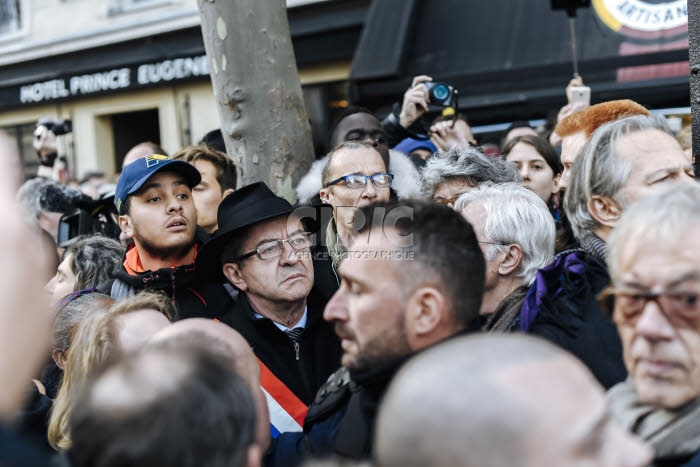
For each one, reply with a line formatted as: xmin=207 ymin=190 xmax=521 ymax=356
xmin=107 ymin=0 xmax=173 ymax=16
xmin=0 ymin=0 xmax=20 ymax=35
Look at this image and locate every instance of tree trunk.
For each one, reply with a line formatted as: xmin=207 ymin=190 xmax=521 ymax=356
xmin=690 ymin=0 xmax=700 ymax=172
xmin=197 ymin=0 xmax=314 ymax=202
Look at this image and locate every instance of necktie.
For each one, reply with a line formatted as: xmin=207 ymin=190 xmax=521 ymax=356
xmin=285 ymin=327 xmax=304 ymax=344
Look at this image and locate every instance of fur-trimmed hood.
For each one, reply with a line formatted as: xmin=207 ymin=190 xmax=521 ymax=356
xmin=295 ymin=149 xmax=423 ymax=205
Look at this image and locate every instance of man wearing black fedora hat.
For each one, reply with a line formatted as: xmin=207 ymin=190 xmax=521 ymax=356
xmin=97 ymin=154 xmax=233 ymax=320
xmin=196 ymin=182 xmax=341 ymax=433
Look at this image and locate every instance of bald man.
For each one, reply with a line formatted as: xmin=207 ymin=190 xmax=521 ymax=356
xmin=375 ymin=334 xmax=652 ymax=467
xmin=69 ymin=341 xmax=258 ymax=467
xmin=150 ymin=319 xmax=270 ymax=451
xmin=121 ymin=142 xmax=168 ymax=169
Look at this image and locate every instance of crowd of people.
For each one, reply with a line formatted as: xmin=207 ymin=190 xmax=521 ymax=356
xmin=1 ymin=73 xmax=699 ymax=467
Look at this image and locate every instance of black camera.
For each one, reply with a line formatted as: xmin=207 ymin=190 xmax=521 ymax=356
xmin=425 ymin=82 xmax=458 ymax=107
xmin=36 ymin=117 xmax=73 ymax=136
xmin=40 ymin=184 xmax=120 ymax=247
xmin=57 ymin=195 xmax=121 ymax=247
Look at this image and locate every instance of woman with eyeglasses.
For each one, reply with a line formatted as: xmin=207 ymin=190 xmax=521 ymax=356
xmin=420 ymin=145 xmax=521 ymax=208
xmin=319 ymin=142 xmax=393 ymax=271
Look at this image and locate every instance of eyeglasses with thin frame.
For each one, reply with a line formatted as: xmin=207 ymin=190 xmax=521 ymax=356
xmin=478 ymin=241 xmax=510 ymax=246
xmin=235 ymin=232 xmax=314 ymax=262
xmin=324 ymin=173 xmax=394 ymax=189
xmin=433 ymin=196 xmax=460 ymax=206
xmin=598 ymin=285 xmax=700 ymax=326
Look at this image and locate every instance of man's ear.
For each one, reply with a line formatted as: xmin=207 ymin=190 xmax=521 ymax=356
xmin=223 ymin=262 xmax=248 ymax=292
xmin=52 ymin=349 xmax=66 ymax=371
xmin=405 ymin=286 xmax=448 ymax=341
xmin=246 ymin=444 xmax=262 ymax=467
xmin=587 ymin=195 xmax=622 ymax=229
xmin=498 ymin=244 xmax=523 ymax=276
xmin=319 ymin=186 xmax=331 ymax=205
xmin=118 ymin=215 xmax=134 ymax=239
xmin=551 ymin=173 xmax=561 ymax=195
xmin=222 ymin=188 xmax=235 ymax=200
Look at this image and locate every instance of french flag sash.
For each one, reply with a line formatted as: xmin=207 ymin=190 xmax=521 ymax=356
xmin=257 ymin=357 xmax=308 ymax=438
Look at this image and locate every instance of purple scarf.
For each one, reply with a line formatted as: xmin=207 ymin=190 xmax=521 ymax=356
xmin=520 ymin=250 xmax=587 ymax=332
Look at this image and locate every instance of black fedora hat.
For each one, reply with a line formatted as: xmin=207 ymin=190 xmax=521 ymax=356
xmin=196 ymin=182 xmax=302 ymax=279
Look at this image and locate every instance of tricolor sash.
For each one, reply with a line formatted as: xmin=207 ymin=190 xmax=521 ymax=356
xmin=257 ymin=357 xmax=308 ymax=438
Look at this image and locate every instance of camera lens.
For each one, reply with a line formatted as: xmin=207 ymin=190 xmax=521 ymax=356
xmin=431 ymin=84 xmax=450 ymax=101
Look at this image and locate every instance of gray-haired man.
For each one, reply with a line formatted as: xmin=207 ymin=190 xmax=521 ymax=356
xmin=521 ymin=114 xmax=694 ymax=389
xmin=605 ymin=184 xmax=700 ymax=465
xmin=455 ymin=182 xmax=555 ymax=332
xmin=420 ymin=145 xmax=520 ymax=207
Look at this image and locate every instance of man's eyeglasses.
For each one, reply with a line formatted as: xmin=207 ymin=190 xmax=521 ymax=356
xmin=433 ymin=196 xmax=460 ymax=206
xmin=325 ymin=173 xmax=394 ymax=189
xmin=56 ymin=287 xmax=97 ymax=313
xmin=236 ymin=232 xmax=314 ymax=261
xmin=598 ymin=285 xmax=700 ymax=326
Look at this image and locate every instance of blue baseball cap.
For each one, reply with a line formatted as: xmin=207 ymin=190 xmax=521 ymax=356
xmin=394 ymin=137 xmax=438 ymax=155
xmin=115 ymin=154 xmax=201 ymax=214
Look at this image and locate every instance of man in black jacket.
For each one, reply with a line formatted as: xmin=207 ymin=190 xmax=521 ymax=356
xmin=98 ymin=154 xmax=232 ymax=320
xmin=266 ymin=200 xmax=485 ymax=466
xmin=521 ymin=114 xmax=695 ymax=389
xmin=196 ymin=182 xmax=342 ymax=432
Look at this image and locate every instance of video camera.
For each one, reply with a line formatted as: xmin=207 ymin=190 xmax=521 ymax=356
xmin=40 ymin=184 xmax=120 ymax=247
xmin=35 ymin=117 xmax=73 ymax=137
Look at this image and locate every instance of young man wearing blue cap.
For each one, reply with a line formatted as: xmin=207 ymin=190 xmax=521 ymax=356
xmin=98 ymin=154 xmax=233 ymax=320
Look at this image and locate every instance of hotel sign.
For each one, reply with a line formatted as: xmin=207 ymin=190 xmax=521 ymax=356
xmin=16 ymin=55 xmax=210 ymax=105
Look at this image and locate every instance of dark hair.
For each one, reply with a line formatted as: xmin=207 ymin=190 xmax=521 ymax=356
xmin=220 ymin=225 xmax=252 ymax=269
xmin=199 ymin=129 xmax=226 ymax=153
xmin=69 ymin=342 xmax=256 ymax=467
xmin=120 ymin=197 xmax=131 ymax=216
xmin=64 ymin=235 xmax=124 ymax=291
xmin=172 ymin=144 xmax=237 ymax=191
xmin=357 ymin=200 xmax=485 ymax=330
xmin=502 ymin=134 xmax=563 ymax=176
xmin=329 ymin=106 xmax=377 ymax=145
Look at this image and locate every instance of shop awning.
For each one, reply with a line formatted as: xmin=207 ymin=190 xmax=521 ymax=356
xmin=348 ymin=0 xmax=690 ymax=124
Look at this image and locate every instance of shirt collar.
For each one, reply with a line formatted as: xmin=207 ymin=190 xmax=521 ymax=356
xmin=252 ymin=306 xmax=308 ymax=332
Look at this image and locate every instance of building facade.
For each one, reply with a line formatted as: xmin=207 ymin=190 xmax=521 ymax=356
xmin=0 ymin=0 xmax=366 ymax=179
xmin=0 ymin=0 xmax=690 ymax=180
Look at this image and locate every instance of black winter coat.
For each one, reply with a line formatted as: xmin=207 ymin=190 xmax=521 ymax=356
xmin=97 ymin=243 xmax=233 ymax=321
xmin=218 ymin=289 xmax=342 ymax=405
xmin=527 ymin=252 xmax=627 ymax=389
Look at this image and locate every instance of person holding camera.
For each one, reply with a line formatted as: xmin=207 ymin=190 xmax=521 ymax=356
xmin=382 ymin=75 xmax=465 ymax=149
xmin=381 ymin=75 xmax=434 ymax=148
xmin=33 ymin=118 xmax=72 ymax=183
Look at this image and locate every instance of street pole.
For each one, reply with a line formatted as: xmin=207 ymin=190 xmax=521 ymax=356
xmin=689 ymin=0 xmax=700 ymax=170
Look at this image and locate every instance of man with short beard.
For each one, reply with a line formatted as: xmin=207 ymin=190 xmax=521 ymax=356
xmin=266 ymin=200 xmax=485 ymax=466
xmin=97 ymin=154 xmax=232 ymax=320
